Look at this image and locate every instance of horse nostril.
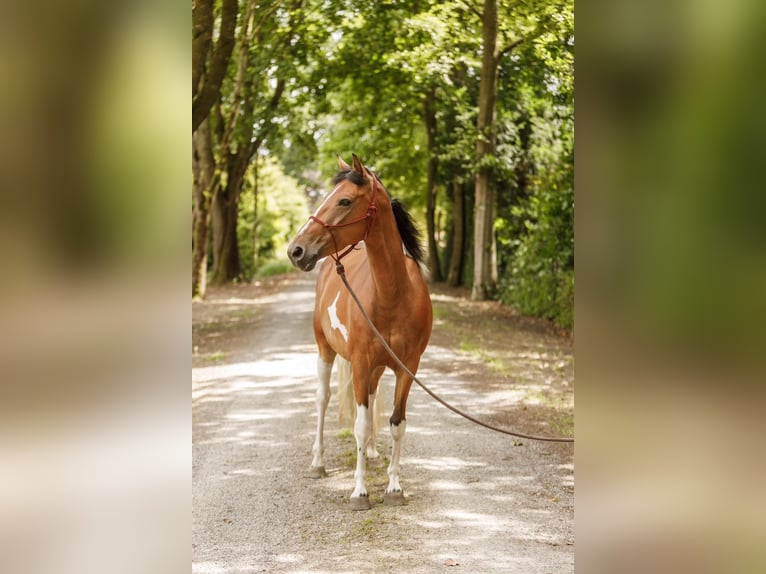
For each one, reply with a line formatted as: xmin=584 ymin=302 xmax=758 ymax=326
xmin=291 ymin=246 xmax=304 ymax=260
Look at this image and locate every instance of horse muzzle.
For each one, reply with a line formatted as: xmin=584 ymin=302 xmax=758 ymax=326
xmin=287 ymin=241 xmax=320 ymax=271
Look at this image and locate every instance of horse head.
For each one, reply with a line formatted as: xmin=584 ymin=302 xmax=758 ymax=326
xmin=287 ymin=154 xmax=380 ymax=271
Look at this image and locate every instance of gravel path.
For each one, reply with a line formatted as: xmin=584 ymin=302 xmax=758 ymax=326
xmin=193 ymin=274 xmax=573 ymax=573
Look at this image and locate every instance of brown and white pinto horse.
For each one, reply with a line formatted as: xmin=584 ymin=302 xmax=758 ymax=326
xmin=287 ymin=154 xmax=432 ymax=510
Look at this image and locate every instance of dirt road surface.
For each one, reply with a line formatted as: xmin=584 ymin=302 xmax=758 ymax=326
xmin=193 ymin=273 xmax=574 ymax=573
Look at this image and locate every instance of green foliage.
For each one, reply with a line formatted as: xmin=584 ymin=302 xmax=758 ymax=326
xmin=483 ymin=0 xmax=575 ymax=328
xmin=238 ymin=157 xmax=307 ymax=281
xmin=196 ymin=0 xmax=574 ymax=329
xmin=498 ymin=106 xmax=574 ymax=328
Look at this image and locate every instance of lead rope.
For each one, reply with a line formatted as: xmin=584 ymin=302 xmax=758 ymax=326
xmin=335 ymin=261 xmax=574 ymax=444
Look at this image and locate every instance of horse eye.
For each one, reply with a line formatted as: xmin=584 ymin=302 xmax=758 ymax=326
xmin=338 ymin=198 xmax=352 ymax=207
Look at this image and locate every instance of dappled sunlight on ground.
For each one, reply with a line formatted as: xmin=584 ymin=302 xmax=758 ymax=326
xmin=408 ymin=456 xmax=488 ymax=471
xmin=193 ymin=276 xmax=573 ymax=573
xmin=441 ymin=508 xmax=514 ymax=531
xmin=194 ymin=345 xmax=317 ymax=377
xmin=202 ymin=289 xmax=315 ymax=308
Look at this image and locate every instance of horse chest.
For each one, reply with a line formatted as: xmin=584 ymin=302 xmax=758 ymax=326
xmin=320 ymin=290 xmax=411 ymax=349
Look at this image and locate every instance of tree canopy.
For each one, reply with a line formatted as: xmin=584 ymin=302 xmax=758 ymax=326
xmin=192 ymin=0 xmax=574 ymax=328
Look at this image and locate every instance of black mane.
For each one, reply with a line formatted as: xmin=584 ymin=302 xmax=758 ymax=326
xmin=332 ymin=168 xmax=367 ymax=186
xmin=332 ymin=168 xmax=426 ymax=266
xmin=391 ymin=198 xmax=425 ymax=265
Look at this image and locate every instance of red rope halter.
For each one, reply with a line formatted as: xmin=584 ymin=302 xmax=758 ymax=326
xmin=308 ymin=172 xmax=379 ymax=269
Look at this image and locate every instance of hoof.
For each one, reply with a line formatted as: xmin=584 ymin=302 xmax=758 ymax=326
xmin=349 ymin=495 xmax=371 ymax=511
xmin=384 ymin=491 xmax=406 ymax=506
xmin=308 ymin=466 xmax=327 ymax=479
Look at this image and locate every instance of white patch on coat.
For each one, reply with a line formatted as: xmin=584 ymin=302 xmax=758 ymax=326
xmin=327 ymin=292 xmax=349 ymax=342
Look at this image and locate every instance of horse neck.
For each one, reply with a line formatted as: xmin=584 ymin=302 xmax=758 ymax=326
xmin=364 ymin=203 xmax=409 ymax=303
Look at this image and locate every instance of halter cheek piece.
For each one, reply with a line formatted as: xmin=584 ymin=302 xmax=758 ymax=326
xmin=308 ymin=172 xmax=379 ymax=272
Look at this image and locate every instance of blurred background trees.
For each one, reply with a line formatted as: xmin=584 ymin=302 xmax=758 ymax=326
xmin=191 ymin=0 xmax=574 ymax=329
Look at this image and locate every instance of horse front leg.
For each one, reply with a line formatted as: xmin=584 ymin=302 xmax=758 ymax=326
xmin=310 ymin=356 xmax=333 ymax=478
xmin=385 ymin=367 xmax=416 ymax=506
xmin=385 ymin=418 xmax=407 ymax=505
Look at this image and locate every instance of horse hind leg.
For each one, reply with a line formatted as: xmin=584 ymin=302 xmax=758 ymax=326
xmin=350 ymin=400 xmax=372 ymax=510
xmin=310 ymin=355 xmax=334 ymax=478
xmin=338 ymin=360 xmax=380 ymax=459
xmin=365 ymin=367 xmax=386 ymax=460
xmin=366 ymin=388 xmax=380 ymax=459
xmin=336 ymin=357 xmax=355 ymax=430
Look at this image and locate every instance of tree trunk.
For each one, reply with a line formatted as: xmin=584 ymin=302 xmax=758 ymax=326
xmin=489 ymin=196 xmax=498 ymax=283
xmin=210 ymin=150 xmax=248 ymax=284
xmin=192 ymin=118 xmax=215 ymax=298
xmin=424 ymin=87 xmax=442 ymax=281
xmin=252 ymin=154 xmax=260 ymax=275
xmin=192 ymin=0 xmax=213 ymax=97
xmin=447 ymin=179 xmax=465 ymax=287
xmin=210 ymin=184 xmax=241 ymax=284
xmin=207 ymin=72 xmax=282 ymax=286
xmin=192 ymin=0 xmax=238 ymax=132
xmin=471 ymin=0 xmax=499 ymax=301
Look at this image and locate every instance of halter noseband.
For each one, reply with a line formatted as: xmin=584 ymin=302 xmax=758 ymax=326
xmin=308 ymin=172 xmax=379 ymax=269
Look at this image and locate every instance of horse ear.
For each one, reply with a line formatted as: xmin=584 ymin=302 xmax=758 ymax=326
xmin=351 ymin=153 xmax=365 ymax=175
xmin=337 ymin=154 xmax=350 ymax=170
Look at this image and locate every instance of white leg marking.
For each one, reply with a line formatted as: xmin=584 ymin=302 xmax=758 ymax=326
xmin=327 ymin=292 xmax=349 ymax=342
xmin=366 ymin=390 xmax=380 ymax=459
xmin=351 ymin=403 xmax=371 ymax=499
xmin=386 ymin=420 xmax=407 ymax=494
xmin=312 ymin=358 xmax=332 ymax=469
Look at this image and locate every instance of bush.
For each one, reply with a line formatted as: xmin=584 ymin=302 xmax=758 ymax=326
xmin=254 ymin=258 xmax=298 ymax=279
xmin=499 ymin=183 xmax=573 ymax=329
xmin=497 ymin=111 xmax=573 ymax=330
